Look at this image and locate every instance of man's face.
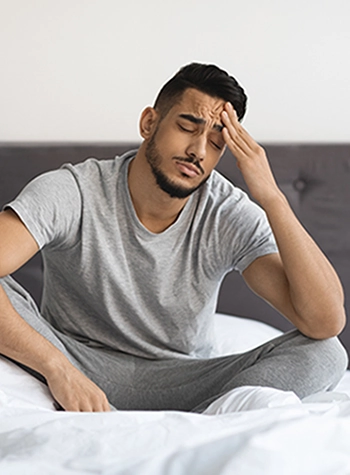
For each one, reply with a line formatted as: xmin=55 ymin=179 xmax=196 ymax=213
xmin=145 ymin=88 xmax=227 ymax=199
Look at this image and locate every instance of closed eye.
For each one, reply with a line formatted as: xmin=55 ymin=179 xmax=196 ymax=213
xmin=211 ymin=141 xmax=222 ymax=150
xmin=178 ymin=124 xmax=193 ymax=133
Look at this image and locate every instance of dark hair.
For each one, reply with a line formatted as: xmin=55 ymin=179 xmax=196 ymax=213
xmin=153 ymin=63 xmax=247 ymax=121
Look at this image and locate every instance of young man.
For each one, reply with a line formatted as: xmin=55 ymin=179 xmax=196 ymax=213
xmin=0 ymin=63 xmax=347 ymax=412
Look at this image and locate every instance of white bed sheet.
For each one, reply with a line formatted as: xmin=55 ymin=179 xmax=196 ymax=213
xmin=1 ymin=314 xmax=350 ymax=475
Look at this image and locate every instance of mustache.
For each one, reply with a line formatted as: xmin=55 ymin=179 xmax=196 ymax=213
xmin=173 ymin=157 xmax=205 ymax=175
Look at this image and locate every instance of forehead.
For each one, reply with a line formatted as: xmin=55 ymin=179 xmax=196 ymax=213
xmin=171 ymin=88 xmax=226 ymax=121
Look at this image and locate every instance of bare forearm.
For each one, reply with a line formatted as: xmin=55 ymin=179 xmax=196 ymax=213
xmin=0 ymin=283 xmax=68 ymax=379
xmin=262 ymin=191 xmax=345 ymax=330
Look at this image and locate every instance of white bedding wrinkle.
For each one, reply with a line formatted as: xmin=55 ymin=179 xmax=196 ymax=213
xmin=1 ymin=401 xmax=350 ymax=475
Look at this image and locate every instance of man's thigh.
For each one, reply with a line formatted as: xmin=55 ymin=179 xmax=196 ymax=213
xmin=63 ymin=331 xmax=293 ymax=411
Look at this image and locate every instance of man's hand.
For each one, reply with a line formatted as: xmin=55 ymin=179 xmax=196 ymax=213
xmin=45 ymin=359 xmax=111 ymax=412
xmin=221 ymin=102 xmax=280 ymax=206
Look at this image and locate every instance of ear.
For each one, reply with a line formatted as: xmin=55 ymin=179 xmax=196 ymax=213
xmin=139 ymin=107 xmax=159 ymax=140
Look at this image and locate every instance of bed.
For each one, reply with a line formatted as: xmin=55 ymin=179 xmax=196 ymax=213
xmin=1 ymin=143 xmax=350 ymax=473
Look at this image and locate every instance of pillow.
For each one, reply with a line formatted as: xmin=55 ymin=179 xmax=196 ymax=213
xmin=213 ymin=313 xmax=282 ymax=357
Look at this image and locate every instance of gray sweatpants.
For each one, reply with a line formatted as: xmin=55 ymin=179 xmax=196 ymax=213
xmin=1 ymin=275 xmax=348 ymax=412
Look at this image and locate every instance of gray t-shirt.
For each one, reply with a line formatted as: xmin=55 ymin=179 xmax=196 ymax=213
xmin=6 ymin=150 xmax=278 ymax=359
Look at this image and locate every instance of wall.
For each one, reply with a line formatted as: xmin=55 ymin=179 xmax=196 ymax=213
xmin=1 ymin=0 xmax=349 ymax=142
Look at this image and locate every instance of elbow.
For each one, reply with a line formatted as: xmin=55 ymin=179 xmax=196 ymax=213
xmin=332 ymin=310 xmax=347 ymax=337
xmin=300 ymin=307 xmax=347 ymax=340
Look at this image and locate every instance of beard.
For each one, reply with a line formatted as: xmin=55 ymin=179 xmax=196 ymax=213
xmin=145 ymin=132 xmax=209 ymax=199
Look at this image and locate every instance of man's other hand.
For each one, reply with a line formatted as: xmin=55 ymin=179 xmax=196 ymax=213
xmin=45 ymin=360 xmax=111 ymax=412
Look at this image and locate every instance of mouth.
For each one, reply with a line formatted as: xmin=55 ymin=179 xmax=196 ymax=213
xmin=174 ymin=159 xmax=202 ymax=178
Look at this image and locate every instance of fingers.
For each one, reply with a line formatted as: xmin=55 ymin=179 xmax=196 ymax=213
xmin=221 ymin=103 xmax=260 ymax=158
xmin=220 ymin=103 xmax=277 ymax=203
xmin=71 ymin=387 xmax=111 ymax=412
xmin=56 ymin=391 xmax=111 ymax=412
xmin=76 ymin=392 xmax=111 ymax=412
xmin=79 ymin=386 xmax=111 ymax=412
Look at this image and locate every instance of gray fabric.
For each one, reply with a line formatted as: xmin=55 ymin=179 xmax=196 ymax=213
xmin=1 ymin=274 xmax=348 ymax=411
xmin=5 ymin=150 xmax=277 ymax=360
xmin=58 ymin=327 xmax=350 ymax=412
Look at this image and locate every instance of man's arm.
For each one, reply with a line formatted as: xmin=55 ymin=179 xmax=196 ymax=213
xmin=221 ymin=103 xmax=346 ymax=339
xmin=0 ymin=209 xmax=110 ymax=411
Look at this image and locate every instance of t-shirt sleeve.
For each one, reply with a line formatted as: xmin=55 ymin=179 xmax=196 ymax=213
xmin=218 ymin=191 xmax=278 ymax=275
xmin=3 ymin=169 xmax=82 ymax=251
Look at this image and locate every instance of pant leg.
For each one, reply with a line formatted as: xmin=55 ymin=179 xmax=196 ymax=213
xmin=63 ymin=328 xmax=347 ymax=413
xmin=191 ymin=329 xmax=349 ymax=412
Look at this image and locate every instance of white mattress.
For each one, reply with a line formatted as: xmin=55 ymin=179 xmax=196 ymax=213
xmin=1 ymin=313 xmax=350 ymax=474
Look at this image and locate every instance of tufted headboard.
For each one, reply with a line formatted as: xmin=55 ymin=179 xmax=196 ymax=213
xmin=0 ymin=143 xmax=349 ymax=356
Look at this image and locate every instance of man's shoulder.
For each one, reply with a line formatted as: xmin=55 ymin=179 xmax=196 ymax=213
xmin=62 ymin=150 xmax=136 ymax=175
xmin=62 ymin=149 xmax=136 ymax=179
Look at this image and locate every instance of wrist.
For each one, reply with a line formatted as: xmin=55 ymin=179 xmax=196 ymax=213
xmin=39 ymin=351 xmax=71 ymax=380
xmin=256 ymin=188 xmax=287 ymax=211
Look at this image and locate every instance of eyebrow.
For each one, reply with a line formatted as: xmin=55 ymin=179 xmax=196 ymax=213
xmin=178 ymin=114 xmax=224 ymax=133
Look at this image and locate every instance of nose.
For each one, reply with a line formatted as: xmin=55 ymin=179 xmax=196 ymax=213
xmin=186 ymin=135 xmax=206 ymax=161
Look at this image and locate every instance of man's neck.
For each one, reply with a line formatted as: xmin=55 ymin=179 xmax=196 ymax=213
xmin=127 ymin=145 xmax=189 ymax=234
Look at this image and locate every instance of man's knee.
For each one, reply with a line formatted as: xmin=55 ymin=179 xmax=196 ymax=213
xmin=299 ymin=334 xmax=348 ymax=391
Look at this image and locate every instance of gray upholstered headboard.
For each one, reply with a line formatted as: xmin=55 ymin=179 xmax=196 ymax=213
xmin=1 ymin=143 xmax=349 ymax=356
